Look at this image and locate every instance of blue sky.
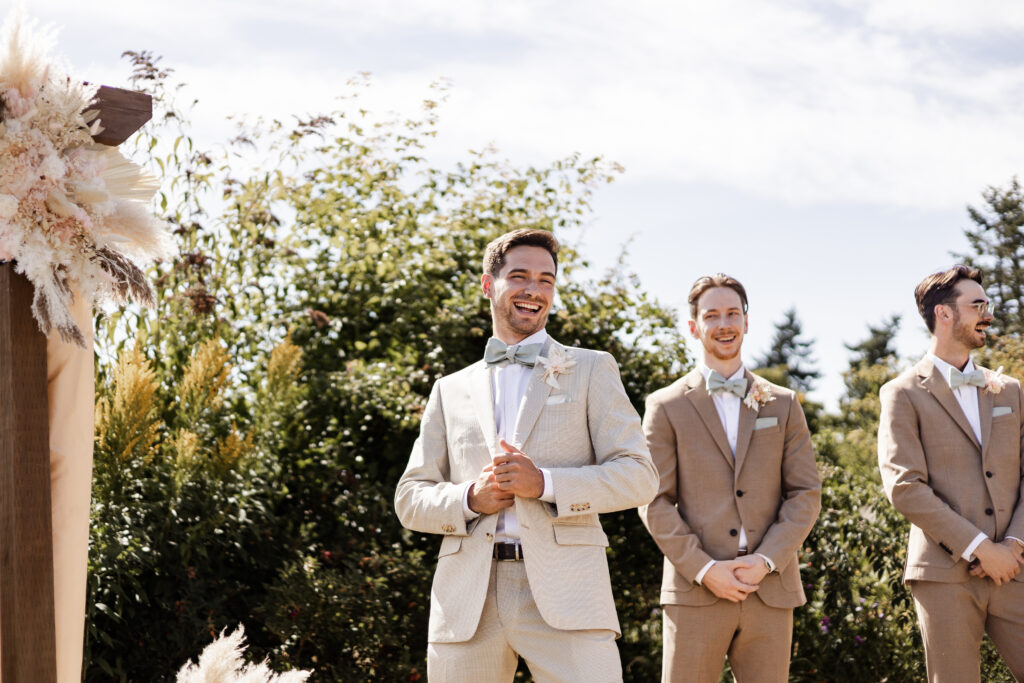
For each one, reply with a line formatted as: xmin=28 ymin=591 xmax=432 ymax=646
xmin=27 ymin=0 xmax=1024 ymax=407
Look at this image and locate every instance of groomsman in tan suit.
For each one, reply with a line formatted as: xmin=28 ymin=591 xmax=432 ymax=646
xmin=395 ymin=229 xmax=658 ymax=682
xmin=640 ymin=274 xmax=821 ymax=683
xmin=878 ymin=265 xmax=1024 ymax=682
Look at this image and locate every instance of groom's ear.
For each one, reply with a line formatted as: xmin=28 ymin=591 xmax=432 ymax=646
xmin=481 ymin=273 xmax=493 ymax=299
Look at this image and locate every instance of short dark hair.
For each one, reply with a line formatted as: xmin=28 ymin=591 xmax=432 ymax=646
xmin=688 ymin=273 xmax=749 ymax=319
xmin=482 ymin=229 xmax=559 ymax=277
xmin=914 ymin=265 xmax=983 ymax=333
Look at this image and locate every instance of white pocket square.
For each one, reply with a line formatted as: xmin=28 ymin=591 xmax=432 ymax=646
xmin=545 ymin=394 xmax=568 ymax=405
xmin=993 ymin=406 xmax=1012 ymax=417
xmin=754 ymin=417 xmax=778 ymax=430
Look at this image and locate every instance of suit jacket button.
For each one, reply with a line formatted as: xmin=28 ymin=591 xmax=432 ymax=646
xmin=736 ymin=490 xmax=744 ymax=497
xmin=985 ymin=508 xmax=994 ymax=516
xmin=986 ymin=471 xmax=993 ymax=478
xmin=729 ymin=529 xmax=738 ymax=537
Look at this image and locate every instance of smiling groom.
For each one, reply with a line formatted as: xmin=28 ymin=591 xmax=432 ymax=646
xmin=395 ymin=229 xmax=658 ymax=682
xmin=639 ymin=273 xmax=821 ymax=683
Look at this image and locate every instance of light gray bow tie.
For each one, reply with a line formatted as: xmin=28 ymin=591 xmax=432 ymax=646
xmin=484 ymin=338 xmax=542 ymax=367
xmin=948 ymin=367 xmax=986 ymax=390
xmin=707 ymin=371 xmax=747 ymax=398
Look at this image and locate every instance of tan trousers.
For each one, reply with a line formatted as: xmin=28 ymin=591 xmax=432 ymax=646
xmin=661 ymin=594 xmax=793 ymax=683
xmin=427 ymin=560 xmax=622 ymax=683
xmin=47 ymin=295 xmax=94 ymax=683
xmin=911 ymin=578 xmax=1024 ymax=683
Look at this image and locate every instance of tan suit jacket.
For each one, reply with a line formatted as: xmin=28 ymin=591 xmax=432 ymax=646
xmin=639 ymin=369 xmax=821 ymax=608
xmin=395 ymin=338 xmax=658 ymax=643
xmin=878 ymin=357 xmax=1024 ymax=583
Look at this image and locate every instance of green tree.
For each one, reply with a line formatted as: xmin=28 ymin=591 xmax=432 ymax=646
xmin=956 ymin=177 xmax=1024 ymax=335
xmin=845 ymin=314 xmax=901 ymax=373
xmin=756 ymin=307 xmax=820 ymax=394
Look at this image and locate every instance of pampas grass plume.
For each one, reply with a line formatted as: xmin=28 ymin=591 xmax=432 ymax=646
xmin=175 ymin=625 xmax=311 ymax=683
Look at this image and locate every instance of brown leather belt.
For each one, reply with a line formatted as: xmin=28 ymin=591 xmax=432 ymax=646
xmin=493 ymin=542 xmax=524 ymax=561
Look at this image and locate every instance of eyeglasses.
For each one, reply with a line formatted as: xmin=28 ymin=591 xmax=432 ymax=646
xmin=944 ymin=300 xmax=994 ymax=317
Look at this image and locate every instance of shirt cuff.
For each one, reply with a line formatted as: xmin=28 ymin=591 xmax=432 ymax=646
xmin=962 ymin=532 xmax=988 ymax=561
xmin=1006 ymin=536 xmax=1024 ymax=548
xmin=462 ymin=481 xmax=481 ymax=521
xmin=755 ymin=553 xmax=776 ymax=573
xmin=538 ymin=468 xmax=555 ymax=503
xmin=695 ymin=559 xmax=716 ymax=586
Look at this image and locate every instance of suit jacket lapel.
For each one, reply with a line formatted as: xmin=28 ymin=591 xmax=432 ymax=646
xmin=979 ymin=368 xmax=994 ymax=459
xmin=684 ymin=371 xmax=735 ymax=469
xmin=469 ymin=361 xmax=498 ymax=456
xmin=918 ymin=358 xmax=980 ymax=451
xmin=510 ymin=337 xmax=555 ymax=450
xmin=733 ymin=371 xmax=756 ymax=477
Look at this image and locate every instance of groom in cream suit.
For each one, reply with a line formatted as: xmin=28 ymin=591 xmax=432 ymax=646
xmin=878 ymin=265 xmax=1024 ymax=682
xmin=640 ymin=274 xmax=820 ymax=683
xmin=395 ymin=229 xmax=658 ymax=682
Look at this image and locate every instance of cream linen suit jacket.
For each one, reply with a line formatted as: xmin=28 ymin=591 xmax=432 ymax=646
xmin=878 ymin=357 xmax=1024 ymax=583
xmin=395 ymin=338 xmax=658 ymax=643
xmin=639 ymin=369 xmax=821 ymax=608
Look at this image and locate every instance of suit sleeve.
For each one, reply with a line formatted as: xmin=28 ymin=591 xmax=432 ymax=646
xmin=638 ymin=395 xmax=715 ymax=583
xmin=546 ymin=352 xmax=659 ymax=516
xmin=751 ymin=393 xmax=821 ymax=572
xmin=1005 ymin=381 xmax=1024 ymax=542
xmin=394 ymin=380 xmax=473 ymax=537
xmin=877 ymin=382 xmax=985 ymax=557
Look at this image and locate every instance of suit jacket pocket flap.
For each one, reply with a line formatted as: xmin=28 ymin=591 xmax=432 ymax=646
xmin=553 ymin=524 xmax=609 ymax=547
xmin=437 ymin=535 xmax=463 ymax=558
xmin=993 ymin=406 xmax=1012 ymax=417
xmin=754 ymin=416 xmax=778 ymax=430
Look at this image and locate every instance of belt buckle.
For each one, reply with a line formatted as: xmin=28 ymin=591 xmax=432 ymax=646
xmin=494 ymin=542 xmax=523 ymax=561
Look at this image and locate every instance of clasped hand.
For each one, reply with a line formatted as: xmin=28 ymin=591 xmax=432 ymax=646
xmin=467 ymin=439 xmax=545 ymax=514
xmin=968 ymin=539 xmax=1024 ymax=585
xmin=702 ymin=555 xmax=769 ymax=603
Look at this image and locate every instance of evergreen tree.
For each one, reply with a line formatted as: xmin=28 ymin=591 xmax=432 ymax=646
xmin=955 ymin=177 xmax=1024 ymax=335
xmin=755 ymin=307 xmax=820 ymax=394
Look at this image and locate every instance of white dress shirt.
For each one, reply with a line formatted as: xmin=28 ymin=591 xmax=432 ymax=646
xmin=694 ymin=364 xmax=773 ymax=584
xmin=928 ymin=354 xmax=1023 ymax=560
xmin=462 ymin=329 xmax=554 ymax=542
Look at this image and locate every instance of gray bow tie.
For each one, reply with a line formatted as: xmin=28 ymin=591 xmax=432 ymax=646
xmin=484 ymin=337 xmax=542 ymax=367
xmin=707 ymin=371 xmax=747 ymax=398
xmin=948 ymin=367 xmax=986 ymax=390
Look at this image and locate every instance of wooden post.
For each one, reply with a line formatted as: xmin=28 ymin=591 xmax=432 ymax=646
xmin=0 ymin=264 xmax=56 ymax=681
xmin=0 ymin=85 xmax=151 ymax=682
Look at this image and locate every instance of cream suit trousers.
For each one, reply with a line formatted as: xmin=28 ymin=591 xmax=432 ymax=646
xmin=47 ymin=294 xmax=94 ymax=683
xmin=427 ymin=560 xmax=622 ymax=683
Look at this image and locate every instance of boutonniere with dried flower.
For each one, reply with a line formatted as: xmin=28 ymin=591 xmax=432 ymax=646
xmin=743 ymin=377 xmax=776 ymax=411
xmin=985 ymin=366 xmax=1008 ymax=394
xmin=537 ymin=347 xmax=576 ymax=390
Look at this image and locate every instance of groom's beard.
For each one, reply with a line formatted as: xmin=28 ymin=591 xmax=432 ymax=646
xmin=494 ymin=296 xmax=549 ymax=338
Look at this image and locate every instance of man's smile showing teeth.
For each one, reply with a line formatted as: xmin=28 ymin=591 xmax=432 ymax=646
xmin=514 ymin=301 xmax=542 ymax=312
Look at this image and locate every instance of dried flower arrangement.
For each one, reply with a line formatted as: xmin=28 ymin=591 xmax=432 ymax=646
xmin=0 ymin=11 xmax=172 ymax=346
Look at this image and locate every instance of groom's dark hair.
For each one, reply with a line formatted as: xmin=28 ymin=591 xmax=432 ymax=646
xmin=688 ymin=274 xmax=749 ymax=319
xmin=483 ymin=229 xmax=559 ymax=277
xmin=915 ymin=265 xmax=983 ymax=333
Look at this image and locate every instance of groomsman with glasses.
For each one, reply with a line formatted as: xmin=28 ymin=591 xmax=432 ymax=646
xmin=396 ymin=229 xmax=658 ymax=682
xmin=640 ymin=273 xmax=821 ymax=683
xmin=878 ymin=265 xmax=1024 ymax=682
